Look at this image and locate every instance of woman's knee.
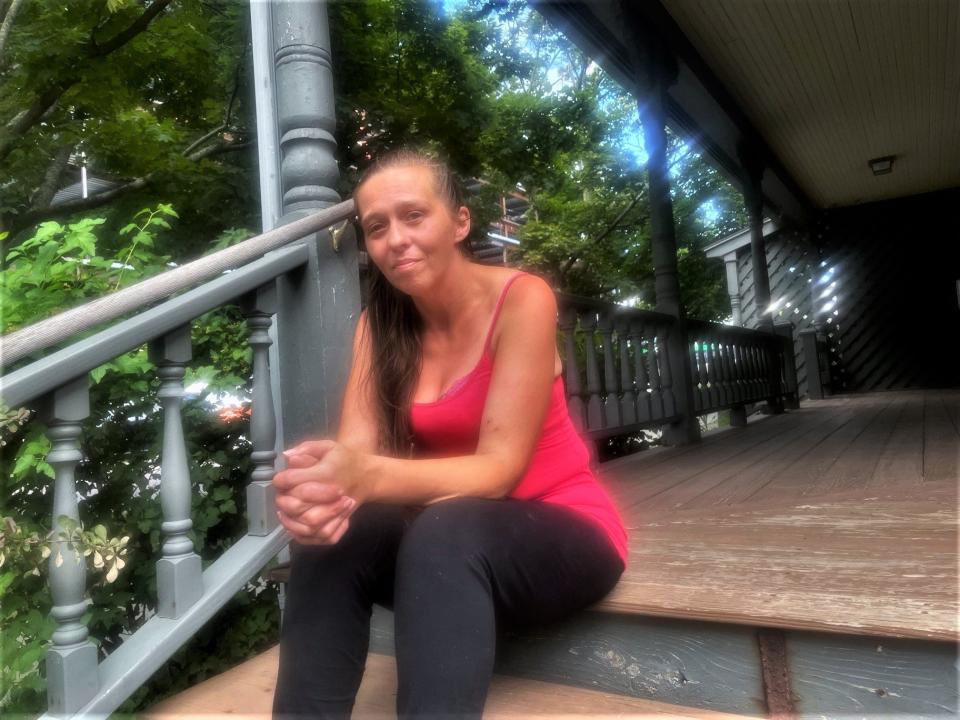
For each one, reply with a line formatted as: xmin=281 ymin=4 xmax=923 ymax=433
xmin=396 ymin=497 xmax=504 ymax=572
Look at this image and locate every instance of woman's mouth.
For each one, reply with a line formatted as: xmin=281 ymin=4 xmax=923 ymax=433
xmin=394 ymin=258 xmax=420 ymax=271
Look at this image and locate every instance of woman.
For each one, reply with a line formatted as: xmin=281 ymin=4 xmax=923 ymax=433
xmin=271 ymin=149 xmax=628 ymax=719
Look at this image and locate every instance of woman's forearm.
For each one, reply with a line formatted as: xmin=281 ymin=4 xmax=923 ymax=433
xmin=359 ymin=452 xmax=517 ymax=505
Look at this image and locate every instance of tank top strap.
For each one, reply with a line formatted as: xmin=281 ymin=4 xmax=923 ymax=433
xmin=482 ymin=271 xmax=528 ymax=355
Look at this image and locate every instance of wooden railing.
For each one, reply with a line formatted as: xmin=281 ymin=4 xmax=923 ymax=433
xmin=558 ymin=297 xmax=798 ymax=439
xmin=0 ymin=202 xmax=356 ymax=719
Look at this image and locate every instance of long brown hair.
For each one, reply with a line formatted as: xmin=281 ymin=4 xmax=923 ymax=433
xmin=354 ymin=148 xmax=473 ymax=455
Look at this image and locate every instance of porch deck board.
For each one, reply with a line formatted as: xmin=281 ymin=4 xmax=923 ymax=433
xmin=595 ymin=390 xmax=959 ymax=642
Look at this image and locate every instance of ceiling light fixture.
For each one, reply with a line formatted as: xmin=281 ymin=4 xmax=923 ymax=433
xmin=869 ymin=155 xmax=895 ymax=176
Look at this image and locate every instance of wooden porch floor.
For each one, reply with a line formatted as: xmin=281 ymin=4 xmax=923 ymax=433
xmin=595 ymin=389 xmax=959 ymax=642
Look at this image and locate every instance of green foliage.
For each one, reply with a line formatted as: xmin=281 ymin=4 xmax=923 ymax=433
xmin=0 ymin=207 xmax=275 ymax=716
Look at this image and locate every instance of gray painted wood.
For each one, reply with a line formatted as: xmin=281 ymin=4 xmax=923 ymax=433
xmin=789 ymin=631 xmax=958 ymax=718
xmin=597 ymin=311 xmax=622 ymax=428
xmin=370 ymin=603 xmax=957 ymax=718
xmin=615 ymin=316 xmax=637 ymax=425
xmin=0 ymin=244 xmax=309 ymax=409
xmin=559 ymin=306 xmax=586 ymax=431
xmin=148 ymin=325 xmax=203 ymax=620
xmin=39 ymin=527 xmax=291 ymax=720
xmin=367 ymin=606 xmax=765 ymax=716
xmin=271 ymin=0 xmax=361 ymax=446
xmin=39 ymin=376 xmax=99 ymax=715
xmin=241 ymin=284 xmax=280 ymax=537
xmin=580 ymin=311 xmax=605 ymax=431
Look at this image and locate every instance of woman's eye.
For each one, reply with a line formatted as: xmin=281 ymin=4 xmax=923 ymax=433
xmin=366 ymin=224 xmax=385 ymax=235
xmin=406 ymin=211 xmax=423 ymax=222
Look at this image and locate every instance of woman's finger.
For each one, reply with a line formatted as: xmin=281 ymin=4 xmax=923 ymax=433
xmin=284 ymin=439 xmax=336 ymax=460
xmin=283 ymin=453 xmax=318 ymax=469
xmin=275 ymin=493 xmax=313 ymax=517
xmin=273 ymin=465 xmax=335 ymax=492
xmin=299 ymin=497 xmax=355 ymax=530
xmin=288 ymin=481 xmax=347 ymax=505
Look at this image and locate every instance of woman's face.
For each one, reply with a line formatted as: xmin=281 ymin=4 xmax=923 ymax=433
xmin=355 ymin=164 xmax=470 ymax=293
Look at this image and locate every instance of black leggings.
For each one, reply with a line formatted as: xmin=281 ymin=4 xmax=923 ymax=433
xmin=272 ymin=496 xmax=625 ymax=719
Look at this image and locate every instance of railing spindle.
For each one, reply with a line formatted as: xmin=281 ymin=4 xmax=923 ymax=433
xmin=241 ymin=284 xmax=280 ymax=536
xmin=630 ymin=320 xmax=651 ymax=423
xmin=580 ymin=311 xmax=605 ymax=430
xmin=647 ymin=330 xmax=665 ymax=420
xmin=149 ymin=325 xmax=203 ymax=619
xmin=597 ymin=311 xmax=622 ymax=428
xmin=40 ymin=377 xmax=99 ymax=715
xmin=559 ymin=307 xmax=586 ymax=431
xmin=616 ymin=316 xmax=637 ymax=425
xmin=658 ymin=323 xmax=677 ymax=418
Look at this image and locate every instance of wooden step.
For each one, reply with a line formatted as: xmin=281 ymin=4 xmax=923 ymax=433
xmin=142 ymin=646 xmax=759 ymax=719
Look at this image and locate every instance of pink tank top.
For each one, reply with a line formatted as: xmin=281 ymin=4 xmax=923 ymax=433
xmin=409 ymin=272 xmax=629 ymax=564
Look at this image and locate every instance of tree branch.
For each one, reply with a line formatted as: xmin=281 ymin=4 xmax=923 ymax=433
xmin=559 ymin=190 xmax=646 ymax=282
xmin=0 ymin=0 xmax=174 ymax=165
xmin=89 ymin=0 xmax=174 ymax=58
xmin=5 ymin=138 xmax=253 ymax=239
xmin=0 ymin=0 xmax=24 ymax=62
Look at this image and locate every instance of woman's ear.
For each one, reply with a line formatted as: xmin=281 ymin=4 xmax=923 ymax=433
xmin=454 ymin=205 xmax=471 ymax=243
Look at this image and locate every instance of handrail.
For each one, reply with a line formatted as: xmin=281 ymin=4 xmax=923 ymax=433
xmin=0 ymin=244 xmax=309 ymax=408
xmin=0 ymin=199 xmax=355 ymax=367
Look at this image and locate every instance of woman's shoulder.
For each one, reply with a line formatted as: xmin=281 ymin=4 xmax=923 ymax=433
xmin=485 ymin=268 xmax=557 ymax=351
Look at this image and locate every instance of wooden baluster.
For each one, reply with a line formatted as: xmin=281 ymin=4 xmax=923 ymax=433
xmin=658 ymin=323 xmax=677 ymax=418
xmin=580 ymin=311 xmax=605 ymax=430
xmin=241 ymin=284 xmax=281 ymax=536
xmin=715 ymin=339 xmax=730 ymax=408
xmin=616 ymin=316 xmax=637 ymax=425
xmin=630 ymin=319 xmax=652 ymax=423
xmin=598 ymin=310 xmax=622 ymax=429
xmin=149 ymin=325 xmax=203 ymax=619
xmin=690 ymin=336 xmax=706 ymax=413
xmin=729 ymin=340 xmax=747 ymax=426
xmin=706 ymin=335 xmax=721 ymax=410
xmin=749 ymin=342 xmax=763 ymax=399
xmin=40 ymin=377 xmax=98 ymax=715
xmin=559 ymin=307 xmax=586 ymax=431
xmin=647 ymin=327 xmax=665 ymax=420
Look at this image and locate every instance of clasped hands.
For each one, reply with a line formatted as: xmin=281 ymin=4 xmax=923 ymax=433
xmin=272 ymin=439 xmax=367 ymax=546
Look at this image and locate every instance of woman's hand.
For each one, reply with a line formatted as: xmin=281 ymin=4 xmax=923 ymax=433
xmin=273 ymin=439 xmax=371 ymax=545
xmin=274 ymin=445 xmax=360 ymax=545
xmin=276 ymin=439 xmax=371 ymax=502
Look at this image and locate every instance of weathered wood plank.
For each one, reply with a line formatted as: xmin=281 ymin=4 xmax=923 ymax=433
xmin=800 ymin=393 xmax=905 ymax=496
xmin=599 ymin=490 xmax=957 ymax=641
xmin=789 ymin=630 xmax=959 ymax=717
xmin=688 ymin=405 xmax=857 ymax=508
xmin=637 ymin=407 xmax=836 ymax=512
xmin=870 ymin=391 xmax=925 ymax=489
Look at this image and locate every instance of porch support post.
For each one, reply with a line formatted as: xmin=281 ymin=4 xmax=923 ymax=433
xmin=621 ymin=3 xmax=699 ymax=444
xmin=739 ymin=145 xmax=773 ymax=332
xmin=270 ymin=0 xmax=360 ymax=444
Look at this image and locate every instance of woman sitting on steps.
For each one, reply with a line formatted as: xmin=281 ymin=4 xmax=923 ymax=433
xmin=271 ymin=148 xmax=628 ymax=719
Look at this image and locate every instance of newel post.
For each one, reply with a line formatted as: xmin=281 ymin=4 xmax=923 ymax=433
xmin=270 ymin=0 xmax=361 ymax=445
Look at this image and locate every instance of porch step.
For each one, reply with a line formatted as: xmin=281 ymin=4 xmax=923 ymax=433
xmin=142 ymin=646 xmax=758 ymax=719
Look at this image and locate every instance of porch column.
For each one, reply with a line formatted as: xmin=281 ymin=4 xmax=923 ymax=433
xmin=270 ymin=0 xmax=361 ymax=446
xmin=621 ymin=4 xmax=699 ymax=444
xmin=739 ymin=145 xmax=773 ymax=331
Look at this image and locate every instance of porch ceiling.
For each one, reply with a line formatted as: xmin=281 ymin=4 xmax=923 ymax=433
xmin=660 ymin=0 xmax=960 ymax=208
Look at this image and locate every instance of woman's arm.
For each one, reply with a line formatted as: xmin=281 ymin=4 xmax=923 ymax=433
xmin=275 ymin=274 xmax=558 ymax=507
